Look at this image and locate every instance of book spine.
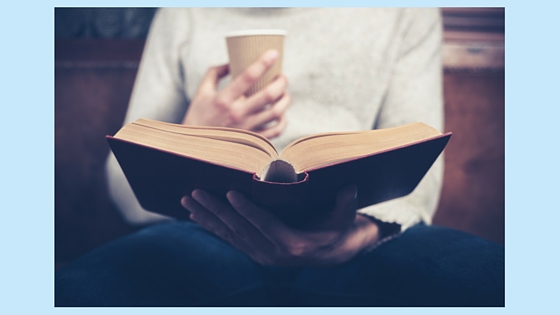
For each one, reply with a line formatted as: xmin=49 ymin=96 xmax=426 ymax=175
xmin=251 ymin=172 xmax=310 ymax=227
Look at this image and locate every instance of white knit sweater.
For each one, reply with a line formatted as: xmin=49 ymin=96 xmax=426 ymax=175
xmin=106 ymin=8 xmax=444 ymax=231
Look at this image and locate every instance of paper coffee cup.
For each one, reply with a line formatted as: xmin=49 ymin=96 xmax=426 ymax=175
xmin=225 ymin=29 xmax=286 ymax=97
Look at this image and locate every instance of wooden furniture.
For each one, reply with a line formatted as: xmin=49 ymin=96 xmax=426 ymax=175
xmin=435 ymin=8 xmax=504 ymax=244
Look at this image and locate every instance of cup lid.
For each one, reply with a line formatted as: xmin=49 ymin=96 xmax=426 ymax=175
xmin=225 ymin=29 xmax=287 ymax=38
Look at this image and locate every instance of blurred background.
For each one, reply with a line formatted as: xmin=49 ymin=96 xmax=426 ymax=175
xmin=55 ymin=8 xmax=505 ymax=270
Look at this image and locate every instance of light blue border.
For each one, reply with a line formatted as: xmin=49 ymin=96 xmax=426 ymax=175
xmin=3 ymin=0 xmax=559 ymax=313
xmin=2 ymin=1 xmax=56 ymax=314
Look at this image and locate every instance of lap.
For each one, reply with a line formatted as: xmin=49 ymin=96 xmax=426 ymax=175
xmin=291 ymin=224 xmax=504 ymax=306
xmin=55 ymin=221 xmax=272 ymax=306
xmin=55 ymin=221 xmax=504 ymax=306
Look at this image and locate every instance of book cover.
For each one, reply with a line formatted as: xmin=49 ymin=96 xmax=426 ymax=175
xmin=107 ymin=132 xmax=451 ymax=227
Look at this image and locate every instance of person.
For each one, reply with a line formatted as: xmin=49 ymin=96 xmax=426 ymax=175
xmin=55 ymin=8 xmax=504 ymax=306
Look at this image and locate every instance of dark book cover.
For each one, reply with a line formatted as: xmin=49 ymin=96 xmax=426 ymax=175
xmin=107 ymin=133 xmax=451 ymax=228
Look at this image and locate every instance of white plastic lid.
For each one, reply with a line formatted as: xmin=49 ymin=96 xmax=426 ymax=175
xmin=225 ymin=29 xmax=287 ymax=38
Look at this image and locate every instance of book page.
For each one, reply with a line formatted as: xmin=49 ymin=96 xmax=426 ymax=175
xmin=280 ymin=123 xmax=442 ymax=173
xmin=134 ymin=119 xmax=279 ymax=158
xmin=114 ymin=119 xmax=278 ymax=175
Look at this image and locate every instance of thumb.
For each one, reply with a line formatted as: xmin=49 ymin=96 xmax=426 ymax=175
xmin=326 ymin=184 xmax=358 ymax=230
xmin=199 ymin=64 xmax=229 ymax=93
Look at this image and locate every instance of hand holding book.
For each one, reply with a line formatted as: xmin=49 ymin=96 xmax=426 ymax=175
xmin=181 ymin=185 xmax=381 ymax=266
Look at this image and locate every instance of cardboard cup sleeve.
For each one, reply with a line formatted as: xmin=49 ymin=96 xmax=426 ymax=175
xmin=226 ymin=29 xmax=286 ymax=97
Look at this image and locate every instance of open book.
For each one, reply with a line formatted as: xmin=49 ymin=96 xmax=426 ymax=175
xmin=107 ymin=119 xmax=451 ymax=227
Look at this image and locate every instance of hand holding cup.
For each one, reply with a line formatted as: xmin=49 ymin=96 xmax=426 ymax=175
xmin=182 ymin=30 xmax=289 ymax=139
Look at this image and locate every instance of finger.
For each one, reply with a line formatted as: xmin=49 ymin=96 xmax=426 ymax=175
xmin=219 ymin=50 xmax=279 ymax=104
xmin=226 ymin=190 xmax=289 ymax=245
xmin=336 ymin=184 xmax=358 ymax=206
xmin=191 ymin=190 xmax=275 ymax=251
xmin=181 ymin=195 xmax=235 ymax=242
xmin=240 ymin=75 xmax=289 ymax=116
xmin=181 ymin=195 xmax=259 ymax=256
xmin=256 ymin=114 xmax=288 ymax=139
xmin=242 ymin=92 xmax=291 ymax=131
xmin=329 ymin=184 xmax=359 ymax=228
xmin=198 ymin=64 xmax=229 ymax=95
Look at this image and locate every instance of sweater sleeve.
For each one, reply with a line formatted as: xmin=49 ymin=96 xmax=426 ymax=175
xmin=105 ymin=8 xmax=191 ymax=225
xmin=358 ymin=8 xmax=444 ymax=232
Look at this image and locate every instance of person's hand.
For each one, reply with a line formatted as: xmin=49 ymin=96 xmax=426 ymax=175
xmin=182 ymin=50 xmax=290 ymax=139
xmin=180 ymin=185 xmax=380 ymax=266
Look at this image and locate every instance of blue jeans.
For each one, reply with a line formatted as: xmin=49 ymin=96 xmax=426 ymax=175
xmin=55 ymin=221 xmax=504 ymax=306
